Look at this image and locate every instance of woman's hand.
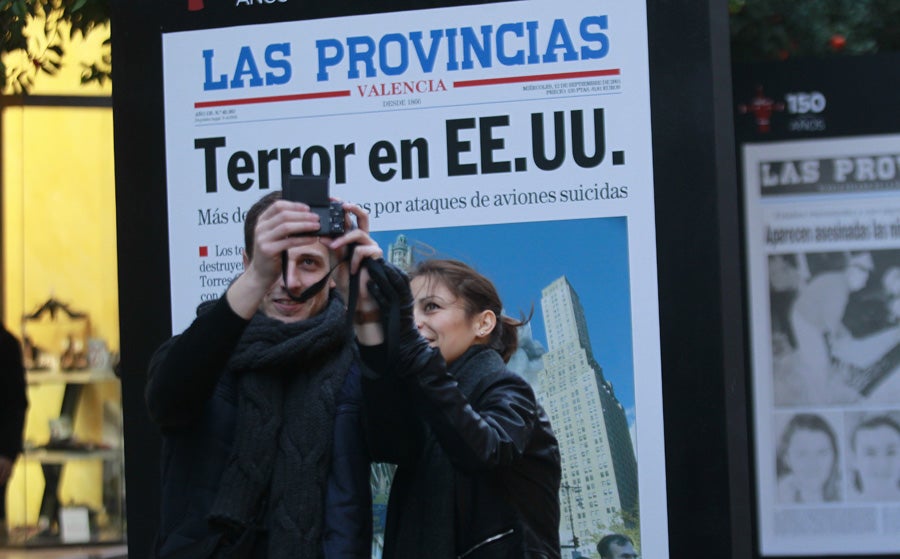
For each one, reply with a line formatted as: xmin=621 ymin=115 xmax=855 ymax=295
xmin=366 ymin=260 xmax=441 ymax=377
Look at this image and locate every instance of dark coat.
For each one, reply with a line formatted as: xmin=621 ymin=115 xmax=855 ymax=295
xmin=363 ymin=345 xmax=562 ymax=559
xmin=0 ymin=326 xmax=27 ymax=462
xmin=146 ymin=298 xmax=371 ymax=559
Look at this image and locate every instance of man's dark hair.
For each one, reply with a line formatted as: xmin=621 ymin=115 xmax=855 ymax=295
xmin=597 ymin=533 xmax=633 ymax=558
xmin=243 ymin=191 xmax=281 ymax=260
xmin=851 ymin=414 xmax=900 ymax=451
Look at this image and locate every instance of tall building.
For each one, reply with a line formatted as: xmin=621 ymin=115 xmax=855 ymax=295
xmin=387 ymin=234 xmax=414 ymax=270
xmin=537 ymin=276 xmax=638 ymax=549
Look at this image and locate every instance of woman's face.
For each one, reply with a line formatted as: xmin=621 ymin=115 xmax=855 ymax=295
xmin=785 ymin=428 xmax=835 ymax=486
xmin=854 ymin=424 xmax=900 ymax=492
xmin=411 ymin=276 xmax=483 ymax=365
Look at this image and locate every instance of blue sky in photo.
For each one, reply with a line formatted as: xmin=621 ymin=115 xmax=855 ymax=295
xmin=370 ymin=216 xmax=635 ymax=413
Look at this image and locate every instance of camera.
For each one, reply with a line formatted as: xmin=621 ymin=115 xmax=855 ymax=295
xmin=281 ymin=173 xmax=346 ymax=237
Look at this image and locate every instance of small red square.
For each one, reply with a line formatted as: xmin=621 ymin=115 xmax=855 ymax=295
xmin=199 ymin=246 xmax=208 ymax=257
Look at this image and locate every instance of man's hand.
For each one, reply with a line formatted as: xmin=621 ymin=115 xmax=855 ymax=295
xmin=227 ymin=200 xmax=321 ymax=319
xmin=328 ymin=201 xmax=382 ymax=275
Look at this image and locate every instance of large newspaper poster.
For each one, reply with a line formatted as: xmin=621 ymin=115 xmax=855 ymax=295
xmin=744 ymin=134 xmax=900 ymax=556
xmin=161 ymin=1 xmax=665 ymax=556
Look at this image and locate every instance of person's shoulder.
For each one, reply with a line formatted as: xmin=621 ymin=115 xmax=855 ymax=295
xmin=0 ymin=327 xmax=20 ymax=351
xmin=0 ymin=326 xmax=16 ymax=341
xmin=819 ymin=271 xmax=850 ymax=287
xmin=483 ymin=363 xmax=538 ymax=401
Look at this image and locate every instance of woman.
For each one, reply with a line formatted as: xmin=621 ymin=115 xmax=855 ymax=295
xmin=775 ymin=413 xmax=841 ymax=503
xmin=359 ymin=258 xmax=562 ymax=558
xmin=848 ymin=414 xmax=900 ymax=501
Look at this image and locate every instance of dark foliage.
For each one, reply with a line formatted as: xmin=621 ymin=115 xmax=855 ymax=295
xmin=1 ymin=0 xmax=110 ymax=93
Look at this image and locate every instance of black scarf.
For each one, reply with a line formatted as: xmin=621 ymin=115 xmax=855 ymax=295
xmin=209 ymin=294 xmax=354 ymax=559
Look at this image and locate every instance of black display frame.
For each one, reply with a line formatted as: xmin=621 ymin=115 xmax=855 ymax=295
xmin=110 ymin=2 xmax=749 ymax=558
xmin=732 ymin=52 xmax=900 ymax=559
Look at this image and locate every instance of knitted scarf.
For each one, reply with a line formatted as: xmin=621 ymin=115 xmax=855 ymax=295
xmin=209 ymin=294 xmax=353 ymax=559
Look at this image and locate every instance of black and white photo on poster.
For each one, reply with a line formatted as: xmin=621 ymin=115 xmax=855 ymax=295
xmin=774 ymin=411 xmax=843 ymax=505
xmin=768 ymin=249 xmax=900 ymax=407
xmin=773 ymin=408 xmax=900 ymax=506
xmin=843 ymin=409 xmax=900 ymax=503
xmin=744 ymin=134 xmax=900 ymax=555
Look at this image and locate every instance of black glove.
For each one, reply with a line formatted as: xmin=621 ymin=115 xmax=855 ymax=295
xmin=364 ymin=259 xmax=442 ymax=378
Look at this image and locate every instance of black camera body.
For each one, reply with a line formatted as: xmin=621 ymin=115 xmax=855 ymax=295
xmin=281 ymin=173 xmax=346 ymax=237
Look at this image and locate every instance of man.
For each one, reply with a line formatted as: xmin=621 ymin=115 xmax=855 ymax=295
xmin=848 ymin=414 xmax=900 ymax=501
xmin=0 ymin=324 xmax=28 ymax=543
xmin=146 ymin=191 xmax=383 ymax=559
xmin=788 ymin=252 xmax=882 ymax=404
xmin=597 ymin=533 xmax=638 ymax=559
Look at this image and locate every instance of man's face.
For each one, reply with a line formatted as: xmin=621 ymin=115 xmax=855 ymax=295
xmin=258 ymin=237 xmax=334 ymax=323
xmin=607 ymin=541 xmax=639 ymax=559
xmin=854 ymin=424 xmax=900 ymax=492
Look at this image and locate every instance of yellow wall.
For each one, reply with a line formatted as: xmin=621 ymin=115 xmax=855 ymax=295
xmin=3 ymin=105 xmax=119 ymax=346
xmin=2 ymin=21 xmax=120 ymax=534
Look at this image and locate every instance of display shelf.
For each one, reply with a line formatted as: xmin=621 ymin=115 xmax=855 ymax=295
xmin=22 ymin=448 xmax=122 ymax=465
xmin=8 ymin=362 xmax=126 ymax=549
xmin=26 ymin=368 xmax=117 ymax=386
xmin=6 ymin=523 xmax=125 ymax=547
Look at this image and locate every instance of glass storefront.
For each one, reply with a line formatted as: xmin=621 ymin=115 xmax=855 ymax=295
xmin=1 ymin=22 xmax=122 ymax=548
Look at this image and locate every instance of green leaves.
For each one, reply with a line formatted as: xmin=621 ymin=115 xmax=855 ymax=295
xmin=0 ymin=0 xmax=110 ymax=93
xmin=731 ymin=0 xmax=900 ymax=61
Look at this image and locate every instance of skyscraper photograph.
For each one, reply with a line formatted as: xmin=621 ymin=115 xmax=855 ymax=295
xmin=372 ymin=217 xmax=638 ymax=555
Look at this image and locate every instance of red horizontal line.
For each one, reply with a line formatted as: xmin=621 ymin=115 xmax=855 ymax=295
xmin=454 ymin=68 xmax=620 ymax=88
xmin=194 ymin=89 xmax=351 ymax=108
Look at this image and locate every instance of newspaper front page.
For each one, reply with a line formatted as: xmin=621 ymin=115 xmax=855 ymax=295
xmin=160 ymin=1 xmax=666 ymax=556
xmin=744 ymin=134 xmax=900 ymax=556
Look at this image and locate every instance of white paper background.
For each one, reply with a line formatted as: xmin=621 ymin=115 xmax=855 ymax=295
xmin=162 ymin=1 xmax=666 ymax=555
xmin=744 ymin=134 xmax=900 ymax=556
